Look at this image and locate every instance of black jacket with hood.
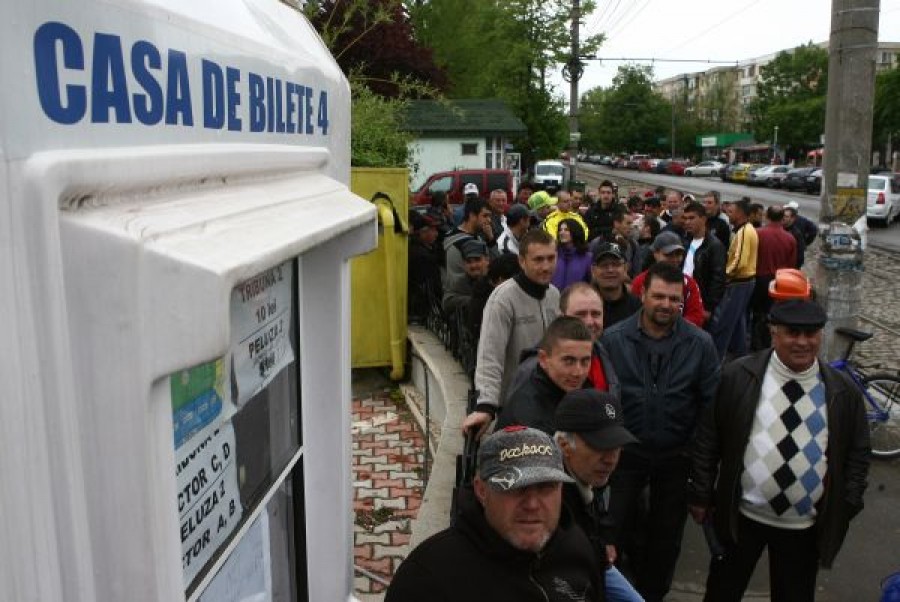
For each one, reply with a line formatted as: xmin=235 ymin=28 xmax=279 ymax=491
xmin=386 ymin=489 xmax=603 ymax=602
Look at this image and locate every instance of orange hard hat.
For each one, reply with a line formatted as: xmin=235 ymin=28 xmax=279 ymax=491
xmin=768 ymin=268 xmax=811 ymax=300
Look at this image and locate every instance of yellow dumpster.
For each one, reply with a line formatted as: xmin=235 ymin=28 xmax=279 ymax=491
xmin=350 ymin=167 xmax=409 ymax=379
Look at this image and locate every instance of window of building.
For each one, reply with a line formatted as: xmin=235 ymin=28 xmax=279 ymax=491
xmin=485 ymin=137 xmax=502 ymax=168
xmin=461 ymin=142 xmax=478 ymax=156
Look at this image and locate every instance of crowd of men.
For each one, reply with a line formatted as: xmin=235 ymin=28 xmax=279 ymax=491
xmin=398 ymin=181 xmax=870 ymax=602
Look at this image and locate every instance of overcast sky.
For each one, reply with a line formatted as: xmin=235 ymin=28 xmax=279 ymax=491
xmin=551 ymin=0 xmax=900 ymax=98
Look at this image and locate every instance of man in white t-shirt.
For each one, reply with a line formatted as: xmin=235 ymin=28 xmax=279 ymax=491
xmin=682 ymin=201 xmax=726 ymax=325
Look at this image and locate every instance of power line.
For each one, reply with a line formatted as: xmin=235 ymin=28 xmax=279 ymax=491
xmin=584 ymin=56 xmax=740 ymax=65
xmin=661 ymin=0 xmax=763 ymax=55
xmin=586 ymin=0 xmax=622 ymax=37
xmin=605 ymin=0 xmax=653 ymax=39
xmin=603 ymin=0 xmax=643 ymax=36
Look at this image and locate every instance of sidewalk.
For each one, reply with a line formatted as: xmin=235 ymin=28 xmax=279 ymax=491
xmin=351 ymin=372 xmax=425 ymax=599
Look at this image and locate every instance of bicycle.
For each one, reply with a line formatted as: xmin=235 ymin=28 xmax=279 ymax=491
xmin=830 ymin=327 xmax=900 ymax=459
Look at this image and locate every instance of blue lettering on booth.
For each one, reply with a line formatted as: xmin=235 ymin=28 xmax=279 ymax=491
xmin=226 ymin=67 xmax=242 ymax=132
xmin=31 ymin=21 xmax=331 ymax=137
xmin=202 ymin=59 xmax=224 ymax=129
xmin=34 ymin=21 xmax=87 ymax=125
xmin=132 ymin=41 xmax=164 ymax=125
xmin=92 ymin=33 xmax=132 ymax=123
xmin=165 ymin=49 xmax=193 ymax=126
xmin=248 ymin=72 xmax=265 ymax=132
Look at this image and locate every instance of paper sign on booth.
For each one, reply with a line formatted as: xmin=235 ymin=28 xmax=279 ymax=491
xmin=176 ymin=421 xmax=243 ymax=587
xmin=230 ymin=261 xmax=294 ymax=406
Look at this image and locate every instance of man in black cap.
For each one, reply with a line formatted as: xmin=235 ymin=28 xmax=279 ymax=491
xmin=590 ymin=242 xmax=641 ymax=329
xmin=386 ymin=426 xmax=602 ymax=601
xmin=442 ymin=239 xmax=489 ymax=315
xmin=688 ymin=299 xmax=870 ymax=602
xmin=555 ymin=390 xmax=642 ymax=602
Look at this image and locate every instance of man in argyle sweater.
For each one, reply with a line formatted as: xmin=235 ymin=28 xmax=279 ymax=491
xmin=687 ymin=299 xmax=870 ymax=602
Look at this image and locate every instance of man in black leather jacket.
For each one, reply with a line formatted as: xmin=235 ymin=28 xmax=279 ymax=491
xmin=386 ymin=427 xmax=603 ymax=602
xmin=687 ymin=299 xmax=870 ymax=602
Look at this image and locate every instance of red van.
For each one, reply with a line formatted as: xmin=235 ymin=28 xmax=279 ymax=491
xmin=411 ymin=169 xmax=513 ymax=206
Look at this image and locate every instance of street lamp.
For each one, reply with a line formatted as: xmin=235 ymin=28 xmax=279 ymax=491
xmin=773 ymin=125 xmax=779 ymax=163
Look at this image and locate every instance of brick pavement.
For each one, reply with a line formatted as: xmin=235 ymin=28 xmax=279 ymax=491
xmin=351 ymin=390 xmax=425 ymax=598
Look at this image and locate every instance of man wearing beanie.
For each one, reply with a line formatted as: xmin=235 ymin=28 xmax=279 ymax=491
xmin=689 ymin=299 xmax=870 ymax=602
xmin=555 ymin=390 xmax=642 ymax=602
xmin=386 ymin=426 xmax=602 ymax=601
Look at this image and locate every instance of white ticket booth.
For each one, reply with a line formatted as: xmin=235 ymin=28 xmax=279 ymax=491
xmin=0 ymin=2 xmax=375 ymax=601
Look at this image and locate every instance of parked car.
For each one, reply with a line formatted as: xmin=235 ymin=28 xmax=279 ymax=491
xmin=867 ymin=173 xmax=900 ymax=226
xmin=412 ymin=169 xmax=513 ymax=206
xmin=654 ymin=159 xmax=671 ymax=174
xmin=600 ymin=155 xmax=614 ymax=166
xmin=767 ymin=165 xmax=791 ymax=187
xmin=782 ymin=167 xmax=819 ymax=192
xmin=637 ymin=157 xmax=659 ymax=172
xmin=684 ymin=160 xmax=724 ymax=177
xmin=805 ymin=168 xmax=823 ymax=195
xmin=624 ymin=154 xmax=648 ymax=169
xmin=747 ymin=165 xmax=790 ymax=187
xmin=729 ymin=163 xmax=754 ymax=183
xmin=667 ymin=160 xmax=690 ymax=176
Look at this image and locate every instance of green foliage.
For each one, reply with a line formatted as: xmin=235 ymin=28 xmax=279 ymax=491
xmin=350 ymin=84 xmax=414 ymax=168
xmin=873 ymin=65 xmax=900 ymax=151
xmin=580 ymin=64 xmax=669 ymax=154
xmin=411 ymin=0 xmax=602 ymax=164
xmin=749 ymin=43 xmax=828 ymax=151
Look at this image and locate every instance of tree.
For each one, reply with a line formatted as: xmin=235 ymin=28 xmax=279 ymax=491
xmin=873 ymin=65 xmax=900 ymax=166
xmin=411 ymin=0 xmax=604 ymax=165
xmin=349 ymin=84 xmax=414 ymax=169
xmin=749 ymin=43 xmax=828 ymax=157
xmin=304 ymin=0 xmax=447 ymax=97
xmin=580 ymin=64 xmax=669 ymax=154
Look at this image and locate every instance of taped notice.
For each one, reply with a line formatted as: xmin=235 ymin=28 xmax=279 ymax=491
xmin=198 ymin=513 xmax=272 ymax=602
xmin=176 ymin=421 xmax=243 ymax=587
xmin=230 ymin=261 xmax=294 ymax=406
xmin=171 ymin=359 xmax=227 ymax=449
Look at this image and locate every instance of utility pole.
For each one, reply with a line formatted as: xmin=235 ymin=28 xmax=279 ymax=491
xmin=818 ymin=0 xmax=880 ymax=358
xmin=563 ymin=0 xmax=582 ymax=185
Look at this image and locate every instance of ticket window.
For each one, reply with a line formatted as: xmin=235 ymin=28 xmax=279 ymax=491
xmin=172 ymin=260 xmax=308 ymax=600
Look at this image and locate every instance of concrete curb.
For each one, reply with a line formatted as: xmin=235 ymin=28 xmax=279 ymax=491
xmin=405 ymin=325 xmax=471 ymax=549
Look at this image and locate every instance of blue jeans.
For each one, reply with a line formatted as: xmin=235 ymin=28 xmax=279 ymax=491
xmin=606 ymin=565 xmax=644 ymax=602
xmin=709 ymin=280 xmax=755 ymax=360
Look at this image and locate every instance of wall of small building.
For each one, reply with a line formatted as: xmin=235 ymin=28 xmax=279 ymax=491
xmin=409 ymin=137 xmax=506 ymax=190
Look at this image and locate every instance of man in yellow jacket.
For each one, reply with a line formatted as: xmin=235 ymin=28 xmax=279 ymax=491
xmin=708 ymin=197 xmax=758 ymax=360
xmin=543 ymin=190 xmax=589 ymax=240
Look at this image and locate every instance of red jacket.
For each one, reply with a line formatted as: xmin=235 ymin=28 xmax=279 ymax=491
xmin=631 ymin=270 xmax=706 ymax=327
xmin=756 ymin=223 xmax=797 ymax=278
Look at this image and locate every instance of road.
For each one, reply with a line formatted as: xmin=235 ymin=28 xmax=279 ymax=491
xmin=576 ymin=163 xmax=900 ymax=253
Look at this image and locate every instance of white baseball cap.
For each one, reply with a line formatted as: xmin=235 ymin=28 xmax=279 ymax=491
xmin=463 ymin=182 xmax=479 ymax=196
xmin=785 ymin=201 xmax=799 ymax=210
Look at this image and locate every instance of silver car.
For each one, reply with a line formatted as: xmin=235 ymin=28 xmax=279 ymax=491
xmin=684 ymin=160 xmax=723 ymax=177
xmin=867 ymin=174 xmax=900 ymax=226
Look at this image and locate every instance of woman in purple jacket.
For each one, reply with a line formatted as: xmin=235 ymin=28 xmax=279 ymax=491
xmin=552 ymin=219 xmax=593 ymax=291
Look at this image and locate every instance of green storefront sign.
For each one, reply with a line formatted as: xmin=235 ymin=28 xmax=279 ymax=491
xmin=696 ymin=132 xmax=754 ymax=148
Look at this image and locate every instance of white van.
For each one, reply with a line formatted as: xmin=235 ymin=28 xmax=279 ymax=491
xmin=534 ymin=159 xmax=566 ymax=189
